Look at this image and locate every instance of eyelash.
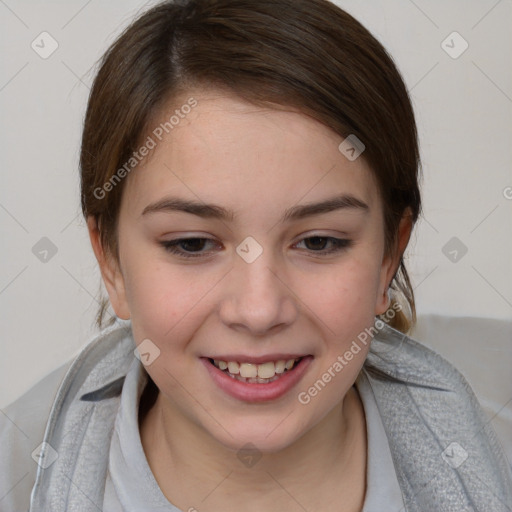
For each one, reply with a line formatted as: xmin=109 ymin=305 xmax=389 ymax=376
xmin=160 ymin=236 xmax=352 ymax=259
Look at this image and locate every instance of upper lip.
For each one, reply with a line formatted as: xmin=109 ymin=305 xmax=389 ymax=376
xmin=203 ymin=354 xmax=310 ymax=364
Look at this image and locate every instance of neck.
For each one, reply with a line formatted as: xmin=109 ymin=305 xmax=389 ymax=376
xmin=140 ymin=384 xmax=367 ymax=512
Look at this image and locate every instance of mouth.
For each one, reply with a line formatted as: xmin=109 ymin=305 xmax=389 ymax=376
xmin=208 ymin=356 xmax=303 ymax=384
xmin=201 ymin=355 xmax=313 ymax=402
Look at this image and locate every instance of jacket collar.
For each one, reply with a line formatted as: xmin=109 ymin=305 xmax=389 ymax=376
xmin=30 ymin=318 xmax=512 ymax=512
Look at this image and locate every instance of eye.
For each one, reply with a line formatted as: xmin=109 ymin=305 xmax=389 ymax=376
xmin=160 ymin=237 xmax=220 ymax=259
xmin=160 ymin=235 xmax=352 ymax=260
xmin=294 ymin=236 xmax=352 ymax=255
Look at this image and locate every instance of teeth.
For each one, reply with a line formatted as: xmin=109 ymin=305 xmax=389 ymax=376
xmin=275 ymin=360 xmax=286 ymax=374
xmin=212 ymin=357 xmax=301 ymax=381
xmin=257 ymin=362 xmax=276 ymax=379
xmin=227 ymin=361 xmax=240 ymax=374
xmin=239 ymin=363 xmax=258 ymax=378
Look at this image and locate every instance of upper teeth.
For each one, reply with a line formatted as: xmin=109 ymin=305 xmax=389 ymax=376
xmin=213 ymin=358 xmax=299 ymax=379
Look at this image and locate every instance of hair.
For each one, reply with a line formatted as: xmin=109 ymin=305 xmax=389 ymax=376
xmin=80 ymin=0 xmax=422 ymax=334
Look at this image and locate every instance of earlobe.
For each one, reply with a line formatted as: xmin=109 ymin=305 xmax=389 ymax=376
xmin=375 ymin=209 xmax=413 ymax=315
xmin=86 ymin=217 xmax=131 ymax=320
xmin=375 ymin=262 xmax=393 ymax=316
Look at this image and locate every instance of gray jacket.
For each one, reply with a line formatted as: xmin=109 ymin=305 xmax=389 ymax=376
xmin=1 ymin=320 xmax=511 ymax=511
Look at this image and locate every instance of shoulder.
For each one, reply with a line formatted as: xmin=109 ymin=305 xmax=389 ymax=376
xmin=364 ymin=321 xmax=512 ymax=509
xmin=0 ymin=320 xmax=134 ymax=512
xmin=365 ymin=319 xmax=495 ymax=399
xmin=365 ymin=320 xmax=498 ymax=437
xmin=0 ymin=359 xmax=73 ymax=512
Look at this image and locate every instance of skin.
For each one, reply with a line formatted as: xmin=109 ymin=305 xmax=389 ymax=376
xmin=88 ymin=89 xmax=412 ymax=512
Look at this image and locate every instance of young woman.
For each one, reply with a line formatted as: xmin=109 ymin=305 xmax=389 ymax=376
xmin=2 ymin=1 xmax=511 ymax=511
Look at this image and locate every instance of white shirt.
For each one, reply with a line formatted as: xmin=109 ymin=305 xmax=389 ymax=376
xmin=103 ymin=358 xmax=405 ymax=511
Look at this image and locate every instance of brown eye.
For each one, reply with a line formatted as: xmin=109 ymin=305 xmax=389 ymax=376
xmin=295 ymin=236 xmax=352 ymax=255
xmin=160 ymin=238 xmax=219 ymax=258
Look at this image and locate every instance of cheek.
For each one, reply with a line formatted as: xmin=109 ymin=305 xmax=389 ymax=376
xmin=303 ymin=254 xmax=382 ymax=345
xmin=294 ymin=257 xmax=380 ymax=407
xmin=122 ymin=249 xmax=219 ymax=349
xmin=126 ymin=267 xmax=190 ymax=336
xmin=296 ymin=254 xmax=379 ymax=366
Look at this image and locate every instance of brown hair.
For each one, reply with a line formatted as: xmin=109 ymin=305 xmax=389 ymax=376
xmin=80 ymin=0 xmax=422 ymax=333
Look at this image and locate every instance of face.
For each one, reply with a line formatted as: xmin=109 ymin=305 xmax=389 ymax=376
xmin=91 ymin=89 xmax=405 ymax=453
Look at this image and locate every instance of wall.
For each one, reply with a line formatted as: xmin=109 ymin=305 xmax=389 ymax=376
xmin=1 ymin=0 xmax=511 ymax=408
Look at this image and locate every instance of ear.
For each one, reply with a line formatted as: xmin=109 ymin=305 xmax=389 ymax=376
xmin=375 ymin=208 xmax=413 ymax=315
xmin=87 ymin=216 xmax=131 ymax=320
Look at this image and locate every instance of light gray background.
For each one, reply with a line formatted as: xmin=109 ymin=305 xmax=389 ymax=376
xmin=1 ymin=0 xmax=511 ymax=412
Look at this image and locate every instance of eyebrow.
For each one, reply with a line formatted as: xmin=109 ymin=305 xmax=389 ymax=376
xmin=141 ymin=194 xmax=369 ymax=222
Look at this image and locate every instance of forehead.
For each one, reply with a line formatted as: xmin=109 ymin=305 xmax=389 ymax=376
xmin=121 ymin=90 xmax=381 ymax=220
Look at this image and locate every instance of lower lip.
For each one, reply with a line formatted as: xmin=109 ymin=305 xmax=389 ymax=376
xmin=201 ymin=356 xmax=313 ymax=403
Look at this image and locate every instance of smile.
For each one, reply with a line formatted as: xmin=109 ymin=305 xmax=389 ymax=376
xmin=202 ymin=355 xmax=313 ymax=402
xmin=209 ymin=357 xmax=301 ymax=383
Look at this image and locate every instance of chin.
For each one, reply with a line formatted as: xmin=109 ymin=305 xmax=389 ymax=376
xmin=206 ymin=415 xmax=311 ymax=456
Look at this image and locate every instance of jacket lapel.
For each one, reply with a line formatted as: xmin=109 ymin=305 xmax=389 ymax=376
xmin=365 ymin=323 xmax=512 ymax=511
xmin=30 ymin=323 xmax=135 ymax=512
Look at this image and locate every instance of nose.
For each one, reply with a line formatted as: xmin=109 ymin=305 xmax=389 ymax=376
xmin=218 ymin=249 xmax=299 ymax=337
